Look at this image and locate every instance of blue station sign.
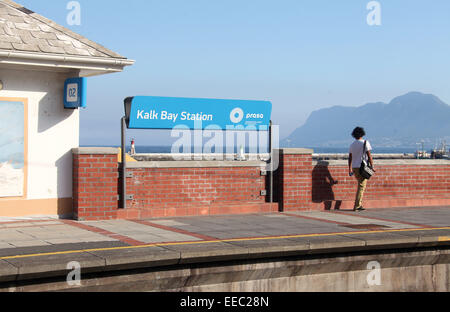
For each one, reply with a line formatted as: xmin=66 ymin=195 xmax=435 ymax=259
xmin=64 ymin=77 xmax=86 ymax=109
xmin=124 ymin=96 xmax=272 ymax=130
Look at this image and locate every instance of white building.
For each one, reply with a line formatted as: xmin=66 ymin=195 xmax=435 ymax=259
xmin=0 ymin=0 xmax=133 ymax=218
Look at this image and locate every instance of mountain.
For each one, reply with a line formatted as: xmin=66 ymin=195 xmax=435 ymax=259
xmin=283 ymin=92 xmax=450 ymax=148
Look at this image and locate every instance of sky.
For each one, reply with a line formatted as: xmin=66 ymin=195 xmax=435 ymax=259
xmin=17 ymin=0 xmax=450 ymax=146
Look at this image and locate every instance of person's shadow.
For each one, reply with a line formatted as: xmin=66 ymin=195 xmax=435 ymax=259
xmin=312 ymin=161 xmax=340 ymax=210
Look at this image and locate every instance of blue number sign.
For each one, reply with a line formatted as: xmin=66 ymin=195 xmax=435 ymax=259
xmin=64 ymin=77 xmax=86 ymax=109
xmin=124 ymin=96 xmax=272 ymax=130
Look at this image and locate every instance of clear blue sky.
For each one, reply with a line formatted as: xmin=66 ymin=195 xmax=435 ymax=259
xmin=18 ymin=0 xmax=450 ymax=146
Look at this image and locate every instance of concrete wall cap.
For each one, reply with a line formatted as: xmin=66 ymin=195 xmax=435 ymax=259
xmin=278 ymin=148 xmax=314 ymax=155
xmin=72 ymin=147 xmax=119 ymax=155
xmin=127 ymin=160 xmax=267 ymax=169
xmin=313 ymin=159 xmax=450 ymax=166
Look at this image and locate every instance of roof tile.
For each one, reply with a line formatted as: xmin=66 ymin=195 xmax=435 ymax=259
xmin=47 ymin=39 xmax=64 ymax=47
xmin=1 ymin=33 xmax=21 ymax=43
xmin=19 ymin=32 xmax=40 ymax=44
xmin=38 ymin=43 xmax=65 ymax=54
xmin=30 ymin=30 xmax=56 ymax=40
xmin=63 ymin=44 xmax=88 ymax=56
xmin=15 ymin=22 xmax=40 ymax=31
xmin=5 ymin=7 xmax=22 ymax=16
xmin=11 ymin=42 xmax=39 ymax=52
xmin=0 ymin=41 xmax=12 ymax=49
xmin=38 ymin=23 xmax=52 ymax=33
xmin=2 ymin=13 xmax=21 ymax=22
xmin=0 ymin=0 xmax=127 ymax=59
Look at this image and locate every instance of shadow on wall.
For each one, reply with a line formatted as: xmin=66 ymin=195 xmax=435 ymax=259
xmin=38 ymin=86 xmax=75 ymax=133
xmin=312 ymin=161 xmax=340 ymax=210
xmin=54 ymin=149 xmax=74 ymax=218
xmin=271 ymin=161 xmax=283 ymax=212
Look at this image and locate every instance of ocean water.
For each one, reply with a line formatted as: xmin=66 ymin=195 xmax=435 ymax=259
xmin=303 ymin=147 xmax=417 ymax=154
xmin=82 ymin=145 xmax=418 ymax=154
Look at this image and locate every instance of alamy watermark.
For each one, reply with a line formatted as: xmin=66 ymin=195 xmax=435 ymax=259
xmin=169 ymin=119 xmax=280 ymax=172
xmin=366 ymin=261 xmax=381 ymax=286
xmin=66 ymin=261 xmax=81 ymax=286
xmin=366 ymin=1 xmax=382 ymax=26
xmin=66 ymin=1 xmax=81 ymax=26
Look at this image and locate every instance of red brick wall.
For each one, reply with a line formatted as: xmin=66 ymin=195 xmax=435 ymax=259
xmin=275 ymin=152 xmax=450 ymax=212
xmin=122 ymin=166 xmax=271 ymax=218
xmin=311 ymin=162 xmax=450 ymax=210
xmin=72 ymin=148 xmax=275 ymax=220
xmin=72 ymin=152 xmax=118 ymax=221
xmin=72 ymin=148 xmax=450 ymax=220
xmin=275 ymin=151 xmax=313 ymax=211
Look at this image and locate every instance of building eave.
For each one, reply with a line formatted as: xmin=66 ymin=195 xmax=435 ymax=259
xmin=0 ymin=50 xmax=135 ymax=77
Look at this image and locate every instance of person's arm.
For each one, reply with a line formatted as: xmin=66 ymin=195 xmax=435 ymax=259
xmin=367 ymin=150 xmax=375 ymax=171
xmin=348 ymin=153 xmax=353 ymax=175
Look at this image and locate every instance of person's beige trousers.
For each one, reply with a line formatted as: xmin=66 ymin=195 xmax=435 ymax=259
xmin=353 ymin=168 xmax=367 ymax=210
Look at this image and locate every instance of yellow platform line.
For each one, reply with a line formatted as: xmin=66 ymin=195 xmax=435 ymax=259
xmin=1 ymin=226 xmax=449 ymax=261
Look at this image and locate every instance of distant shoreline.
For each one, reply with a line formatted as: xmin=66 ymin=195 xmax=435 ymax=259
xmin=80 ymin=145 xmax=419 ymax=154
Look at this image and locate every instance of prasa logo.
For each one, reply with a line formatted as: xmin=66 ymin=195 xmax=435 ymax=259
xmin=246 ymin=113 xmax=264 ymax=119
xmin=230 ymin=108 xmax=244 ymax=123
xmin=230 ymin=108 xmax=264 ymax=124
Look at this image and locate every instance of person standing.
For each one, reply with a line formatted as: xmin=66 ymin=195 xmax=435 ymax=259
xmin=348 ymin=127 xmax=375 ymax=211
xmin=130 ymin=139 xmax=136 ymax=155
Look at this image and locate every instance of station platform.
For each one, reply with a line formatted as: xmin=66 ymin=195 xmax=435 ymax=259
xmin=0 ymin=206 xmax=449 ymax=291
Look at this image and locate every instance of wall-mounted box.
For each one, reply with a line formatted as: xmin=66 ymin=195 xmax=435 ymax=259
xmin=64 ymin=77 xmax=86 ymax=109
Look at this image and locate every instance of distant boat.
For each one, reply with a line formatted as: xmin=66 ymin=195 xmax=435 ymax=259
xmin=415 ymin=140 xmax=449 ymax=159
xmin=415 ymin=141 xmax=429 ymax=159
xmin=414 ymin=150 xmax=430 ymax=159
xmin=430 ymin=141 xmax=449 ymax=159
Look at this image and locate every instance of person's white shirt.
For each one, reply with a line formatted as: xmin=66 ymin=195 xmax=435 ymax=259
xmin=349 ymin=139 xmax=372 ymax=168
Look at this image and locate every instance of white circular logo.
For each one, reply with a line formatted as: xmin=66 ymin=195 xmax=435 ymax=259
xmin=230 ymin=108 xmax=244 ymax=123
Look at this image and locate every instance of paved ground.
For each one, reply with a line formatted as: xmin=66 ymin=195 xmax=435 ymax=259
xmin=0 ymin=206 xmax=449 ymax=260
xmin=1 ymin=206 xmax=449 ymax=291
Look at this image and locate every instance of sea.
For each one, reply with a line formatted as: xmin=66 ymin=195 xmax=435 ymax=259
xmin=82 ymin=145 xmax=418 ymax=154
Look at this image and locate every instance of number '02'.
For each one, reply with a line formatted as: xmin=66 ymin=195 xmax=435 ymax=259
xmin=69 ymin=88 xmax=77 ymax=98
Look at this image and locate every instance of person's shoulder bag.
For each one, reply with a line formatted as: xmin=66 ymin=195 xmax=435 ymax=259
xmin=359 ymin=140 xmax=374 ymax=179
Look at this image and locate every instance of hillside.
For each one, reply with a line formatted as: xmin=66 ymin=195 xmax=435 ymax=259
xmin=283 ymin=92 xmax=450 ymax=148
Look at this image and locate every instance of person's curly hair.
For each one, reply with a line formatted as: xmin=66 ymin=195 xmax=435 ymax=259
xmin=351 ymin=127 xmax=366 ymax=139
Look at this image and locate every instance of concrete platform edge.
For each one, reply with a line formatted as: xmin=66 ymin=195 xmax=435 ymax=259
xmin=1 ymin=237 xmax=449 ymax=285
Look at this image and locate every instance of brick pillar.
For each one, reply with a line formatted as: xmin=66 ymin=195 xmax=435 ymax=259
xmin=72 ymin=147 xmax=119 ymax=221
xmin=275 ymin=148 xmax=313 ymax=211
